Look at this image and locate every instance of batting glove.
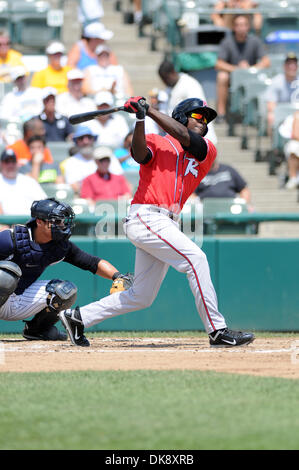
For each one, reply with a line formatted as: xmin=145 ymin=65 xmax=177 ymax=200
xmin=123 ymin=96 xmax=149 ymax=120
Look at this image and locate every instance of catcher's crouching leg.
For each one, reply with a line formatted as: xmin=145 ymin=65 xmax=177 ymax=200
xmin=23 ymin=279 xmax=78 ymax=341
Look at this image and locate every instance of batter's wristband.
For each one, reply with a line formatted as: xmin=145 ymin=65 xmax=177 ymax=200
xmin=136 ymin=118 xmax=145 ymax=122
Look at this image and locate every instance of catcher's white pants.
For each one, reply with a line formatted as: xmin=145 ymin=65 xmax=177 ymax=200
xmin=0 ymin=280 xmax=49 ymax=321
xmin=81 ymin=204 xmax=227 ymax=334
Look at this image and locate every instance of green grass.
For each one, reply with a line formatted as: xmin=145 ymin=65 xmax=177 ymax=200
xmin=0 ymin=370 xmax=299 ymax=450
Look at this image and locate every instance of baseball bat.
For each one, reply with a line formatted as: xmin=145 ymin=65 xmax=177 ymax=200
xmin=69 ymin=106 xmax=126 ymax=125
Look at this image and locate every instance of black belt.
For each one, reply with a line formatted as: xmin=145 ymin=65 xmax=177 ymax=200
xmin=149 ymin=206 xmax=179 ymax=221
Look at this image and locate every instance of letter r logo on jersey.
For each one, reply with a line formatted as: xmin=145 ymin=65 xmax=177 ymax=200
xmin=184 ymin=158 xmax=199 ymax=178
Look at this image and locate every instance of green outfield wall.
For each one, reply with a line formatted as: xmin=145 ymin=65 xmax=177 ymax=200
xmin=1 ymin=237 xmax=298 ymax=333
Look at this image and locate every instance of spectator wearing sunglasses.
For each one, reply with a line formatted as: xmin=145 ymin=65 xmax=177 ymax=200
xmin=62 ymin=126 xmax=98 ymax=195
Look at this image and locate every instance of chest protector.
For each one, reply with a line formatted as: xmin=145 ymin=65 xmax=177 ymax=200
xmin=12 ymin=225 xmax=69 ymax=294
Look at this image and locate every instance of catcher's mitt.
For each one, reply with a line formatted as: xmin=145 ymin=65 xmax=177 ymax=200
xmin=110 ymin=272 xmax=134 ymax=294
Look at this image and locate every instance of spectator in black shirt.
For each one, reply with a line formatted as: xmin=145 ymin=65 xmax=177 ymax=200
xmin=38 ymin=87 xmax=74 ymax=142
xmin=215 ymin=14 xmax=270 ymax=121
xmin=194 ymin=159 xmax=251 ymax=203
xmin=0 ymin=197 xmax=128 ymax=346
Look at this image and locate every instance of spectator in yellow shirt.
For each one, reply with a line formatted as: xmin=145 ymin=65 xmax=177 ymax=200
xmin=31 ymin=41 xmax=71 ymax=94
xmin=0 ymin=29 xmax=25 ymax=83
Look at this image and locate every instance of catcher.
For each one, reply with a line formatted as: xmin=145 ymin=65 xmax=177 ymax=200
xmin=0 ymin=197 xmax=132 ymax=346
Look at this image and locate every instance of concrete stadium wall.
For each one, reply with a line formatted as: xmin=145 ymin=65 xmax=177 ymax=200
xmin=1 ymin=237 xmax=299 ymax=333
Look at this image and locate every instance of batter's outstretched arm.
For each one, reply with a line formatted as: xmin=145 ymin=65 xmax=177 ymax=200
xmin=131 ymin=106 xmax=191 ymax=163
xmin=124 ymin=96 xmax=192 ymax=162
xmin=147 ymin=106 xmax=191 ymax=147
xmin=131 ymin=120 xmax=149 ymax=163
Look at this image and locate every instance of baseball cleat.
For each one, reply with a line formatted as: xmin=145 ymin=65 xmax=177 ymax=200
xmin=22 ymin=323 xmax=67 ymax=341
xmin=209 ymin=328 xmax=255 ymax=347
xmin=59 ymin=307 xmax=90 ymax=347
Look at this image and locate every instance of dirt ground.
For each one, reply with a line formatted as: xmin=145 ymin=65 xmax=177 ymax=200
xmin=1 ymin=336 xmax=299 ymax=379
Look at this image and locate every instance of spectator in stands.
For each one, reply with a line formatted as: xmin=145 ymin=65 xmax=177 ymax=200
xmin=37 ymin=87 xmax=74 ymax=142
xmin=279 ymin=110 xmax=299 ymax=190
xmin=67 ymin=22 xmax=116 ymax=71
xmin=77 ymin=0 xmax=104 ymax=26
xmin=62 ymin=126 xmax=98 ymax=194
xmin=0 ymin=149 xmax=47 ymax=215
xmin=0 ymin=29 xmax=25 ymax=83
xmin=148 ymin=88 xmax=169 ymax=114
xmin=158 ymin=59 xmax=218 ymax=144
xmin=132 ymin=0 xmax=143 ymax=24
xmin=211 ymin=0 xmax=263 ymax=34
xmin=82 ymin=44 xmax=134 ymax=97
xmin=215 ymin=14 xmax=270 ymax=122
xmin=31 ymin=41 xmax=71 ymax=94
xmin=143 ymin=89 xmax=168 ymax=135
xmin=114 ymin=131 xmax=139 ymax=171
xmin=0 ymin=66 xmax=43 ymax=122
xmin=265 ymin=53 xmax=299 ymax=137
xmin=80 ymin=146 xmax=131 ymax=206
xmin=56 ymin=68 xmax=96 ymax=118
xmin=194 ymin=158 xmax=251 ymax=204
xmin=19 ymin=136 xmax=64 ymax=185
xmin=61 ymin=124 xmax=124 ymax=193
xmin=86 ymin=91 xmax=130 ymax=149
xmin=7 ymin=117 xmax=54 ymax=167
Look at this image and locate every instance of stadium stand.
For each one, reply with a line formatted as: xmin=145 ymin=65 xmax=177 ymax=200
xmin=46 ymin=140 xmax=73 ymax=163
xmin=0 ymin=1 xmax=63 ymax=53
xmin=0 ymin=0 xmax=299 ymax=238
xmin=42 ymin=182 xmax=74 ymax=202
xmin=202 ymin=197 xmax=257 ymax=235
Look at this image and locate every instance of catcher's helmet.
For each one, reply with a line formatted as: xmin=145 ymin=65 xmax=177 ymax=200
xmin=28 ymin=198 xmax=75 ymax=241
xmin=172 ymin=98 xmax=217 ymax=127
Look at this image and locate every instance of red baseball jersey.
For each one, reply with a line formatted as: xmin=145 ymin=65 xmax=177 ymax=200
xmin=132 ymin=133 xmax=217 ymax=212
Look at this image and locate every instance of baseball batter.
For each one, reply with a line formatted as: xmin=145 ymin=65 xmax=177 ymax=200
xmin=60 ymin=96 xmax=255 ymax=348
xmin=0 ymin=198 xmax=131 ymax=345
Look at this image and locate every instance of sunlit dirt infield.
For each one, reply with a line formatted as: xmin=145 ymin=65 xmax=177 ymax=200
xmin=1 ymin=336 xmax=299 ymax=378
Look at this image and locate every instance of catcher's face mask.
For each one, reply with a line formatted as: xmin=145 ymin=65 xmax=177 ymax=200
xmin=47 ymin=214 xmax=75 ymax=241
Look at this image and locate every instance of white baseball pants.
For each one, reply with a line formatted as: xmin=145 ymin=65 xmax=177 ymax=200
xmin=81 ymin=204 xmax=227 ymax=334
xmin=0 ymin=280 xmax=49 ymax=321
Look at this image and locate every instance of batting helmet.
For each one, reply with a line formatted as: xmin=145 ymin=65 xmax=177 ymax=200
xmin=28 ymin=198 xmax=75 ymax=241
xmin=172 ymin=98 xmax=217 ymax=127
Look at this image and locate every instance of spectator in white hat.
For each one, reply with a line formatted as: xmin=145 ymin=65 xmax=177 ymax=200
xmin=31 ymin=41 xmax=71 ymax=94
xmin=82 ymin=44 xmax=134 ymax=97
xmin=67 ymin=22 xmax=117 ymax=70
xmin=61 ymin=123 xmax=122 ymax=195
xmin=67 ymin=21 xmax=117 ymax=71
xmin=56 ymin=68 xmax=96 ymax=118
xmin=37 ymin=87 xmax=74 ymax=142
xmin=80 ymin=146 xmax=131 ymax=207
xmin=86 ymin=91 xmax=130 ymax=149
xmin=0 ymin=66 xmax=43 ymax=122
